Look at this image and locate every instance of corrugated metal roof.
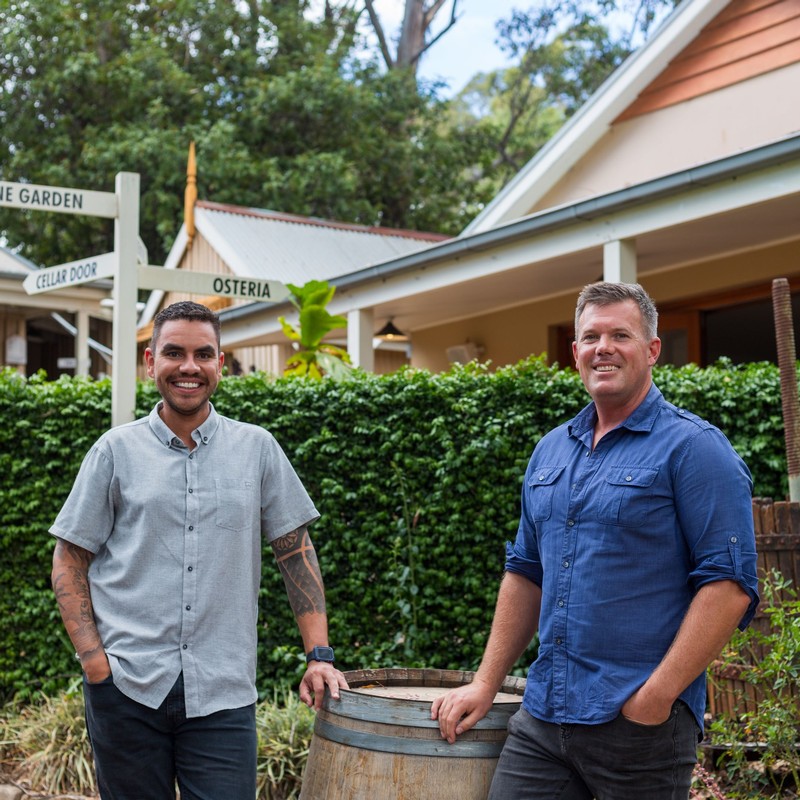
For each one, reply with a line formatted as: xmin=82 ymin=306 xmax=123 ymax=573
xmin=195 ymin=201 xmax=448 ymax=284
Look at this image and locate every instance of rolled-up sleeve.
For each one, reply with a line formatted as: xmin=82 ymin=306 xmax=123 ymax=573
xmin=505 ymin=539 xmax=543 ymax=584
xmin=675 ymin=427 xmax=759 ymax=629
xmin=504 ymin=461 xmax=545 ymax=585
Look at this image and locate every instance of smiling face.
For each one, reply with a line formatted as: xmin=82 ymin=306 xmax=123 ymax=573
xmin=572 ymin=299 xmax=661 ymax=418
xmin=145 ymin=319 xmax=224 ymax=430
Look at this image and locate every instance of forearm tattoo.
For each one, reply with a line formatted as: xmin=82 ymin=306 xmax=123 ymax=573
xmin=272 ymin=528 xmax=327 ymax=617
xmin=52 ymin=539 xmax=103 ymax=659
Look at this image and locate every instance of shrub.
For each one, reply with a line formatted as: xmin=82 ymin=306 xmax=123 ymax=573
xmin=0 ymin=687 xmax=315 ymax=799
xmin=707 ymin=571 xmax=800 ymax=798
xmin=0 ymin=358 xmax=789 ymax=700
xmin=0 ymin=680 xmax=94 ymax=794
xmin=256 ymin=690 xmax=315 ymax=800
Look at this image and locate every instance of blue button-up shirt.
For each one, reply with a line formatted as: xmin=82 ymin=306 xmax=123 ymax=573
xmin=506 ymin=384 xmax=758 ymax=732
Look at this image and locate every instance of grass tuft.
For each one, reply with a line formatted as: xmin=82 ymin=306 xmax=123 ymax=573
xmin=1 ymin=683 xmax=316 ymax=799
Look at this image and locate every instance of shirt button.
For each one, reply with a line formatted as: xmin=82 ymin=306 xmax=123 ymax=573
xmin=538 ymin=474 xmax=545 ymax=481
xmin=188 ymin=566 xmax=193 ymax=572
xmin=203 ymin=437 xmax=208 ymax=443
xmin=730 ymin=536 xmax=738 ymax=543
xmin=182 ymin=644 xmax=188 ymax=650
xmin=188 ymin=526 xmax=194 ymax=531
xmin=625 ymin=475 xmax=632 ymax=482
xmin=558 ymin=600 xmax=565 ymax=607
xmin=567 ymin=519 xmax=574 ymax=527
xmin=562 ymin=560 xmax=570 ymax=568
xmin=188 ymin=488 xmax=193 ymax=493
xmin=555 ymin=637 xmax=563 ymax=645
xmin=186 ymin=605 xmax=191 ymax=611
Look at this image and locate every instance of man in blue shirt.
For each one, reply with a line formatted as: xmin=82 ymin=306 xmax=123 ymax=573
xmin=432 ymin=282 xmax=758 ymax=799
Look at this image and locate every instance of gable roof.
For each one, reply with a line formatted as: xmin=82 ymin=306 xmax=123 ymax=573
xmin=139 ymin=201 xmax=448 ymax=326
xmin=0 ymin=244 xmax=38 ymax=276
xmin=618 ymin=0 xmax=800 ymax=120
xmin=464 ymin=0 xmax=739 ymax=234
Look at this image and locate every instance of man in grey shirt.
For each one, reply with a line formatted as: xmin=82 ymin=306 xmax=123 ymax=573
xmin=51 ymin=300 xmax=347 ymax=799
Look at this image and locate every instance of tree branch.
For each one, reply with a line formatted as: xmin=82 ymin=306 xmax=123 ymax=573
xmin=364 ymin=0 xmax=395 ymax=69
xmin=423 ymin=0 xmax=452 ymax=28
xmin=411 ymin=0 xmax=459 ymax=67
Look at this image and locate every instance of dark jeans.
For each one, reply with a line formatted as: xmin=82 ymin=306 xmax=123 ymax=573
xmin=83 ymin=672 xmax=256 ymax=800
xmin=488 ymin=704 xmax=699 ymax=800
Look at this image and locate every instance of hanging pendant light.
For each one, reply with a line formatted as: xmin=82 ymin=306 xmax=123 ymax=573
xmin=376 ymin=319 xmax=409 ymax=341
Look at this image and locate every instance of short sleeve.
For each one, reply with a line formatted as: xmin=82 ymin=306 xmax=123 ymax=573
xmin=259 ymin=434 xmax=320 ymax=541
xmin=49 ymin=443 xmax=115 ymax=553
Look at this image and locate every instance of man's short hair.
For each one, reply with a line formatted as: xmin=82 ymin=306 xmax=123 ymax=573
xmin=575 ymin=282 xmax=658 ymax=340
xmin=151 ymin=301 xmax=221 ymax=350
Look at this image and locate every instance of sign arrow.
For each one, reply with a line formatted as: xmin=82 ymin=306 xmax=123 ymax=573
xmin=23 ymin=252 xmax=116 ymax=295
xmin=0 ymin=180 xmax=117 ymax=218
xmin=137 ymin=265 xmax=290 ymax=303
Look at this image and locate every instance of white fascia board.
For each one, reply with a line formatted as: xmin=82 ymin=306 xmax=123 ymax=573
xmin=137 ymin=225 xmax=189 ymax=328
xmin=464 ymin=0 xmax=729 ymax=235
xmin=380 ymin=160 xmax=800 ymax=303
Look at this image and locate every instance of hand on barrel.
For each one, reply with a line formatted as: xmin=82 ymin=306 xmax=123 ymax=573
xmin=431 ymin=679 xmax=496 ymax=744
xmin=300 ymin=662 xmax=349 ymax=711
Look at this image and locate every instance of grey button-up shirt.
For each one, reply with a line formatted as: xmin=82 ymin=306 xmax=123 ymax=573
xmin=50 ymin=403 xmax=319 ymax=717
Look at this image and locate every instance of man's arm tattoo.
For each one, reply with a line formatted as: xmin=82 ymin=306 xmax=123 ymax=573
xmin=272 ymin=528 xmax=327 ymax=618
xmin=52 ymin=539 xmax=103 ymax=659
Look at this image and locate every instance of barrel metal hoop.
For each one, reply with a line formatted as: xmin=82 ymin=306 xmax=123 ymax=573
xmin=314 ymin=717 xmax=504 ymax=759
xmin=324 ymin=691 xmax=515 ymax=730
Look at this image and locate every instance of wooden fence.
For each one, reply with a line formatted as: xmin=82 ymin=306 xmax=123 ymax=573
xmin=707 ymin=497 xmax=800 ymax=718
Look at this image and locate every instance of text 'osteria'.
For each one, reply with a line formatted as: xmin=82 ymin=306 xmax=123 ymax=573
xmin=212 ymin=277 xmax=271 ymax=298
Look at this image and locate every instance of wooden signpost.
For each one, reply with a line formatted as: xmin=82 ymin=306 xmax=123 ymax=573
xmin=5 ymin=173 xmax=288 ymax=427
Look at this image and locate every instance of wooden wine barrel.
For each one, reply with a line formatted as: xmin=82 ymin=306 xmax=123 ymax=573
xmin=299 ymin=667 xmax=525 ymax=800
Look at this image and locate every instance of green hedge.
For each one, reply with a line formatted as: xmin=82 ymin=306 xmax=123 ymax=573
xmin=0 ymin=357 xmax=787 ymax=701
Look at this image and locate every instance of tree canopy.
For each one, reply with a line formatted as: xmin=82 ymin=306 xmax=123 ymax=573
xmin=0 ymin=0 xmax=674 ymax=268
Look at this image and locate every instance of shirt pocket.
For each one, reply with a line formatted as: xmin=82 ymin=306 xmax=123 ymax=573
xmin=527 ymin=466 xmax=565 ymax=521
xmin=598 ymin=466 xmax=659 ymax=527
xmin=215 ymin=478 xmax=255 ymax=532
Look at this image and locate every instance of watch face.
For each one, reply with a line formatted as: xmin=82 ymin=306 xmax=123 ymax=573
xmin=308 ymin=646 xmax=335 ymax=662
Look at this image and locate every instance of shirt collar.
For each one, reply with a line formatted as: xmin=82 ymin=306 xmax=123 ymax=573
xmin=148 ymin=402 xmax=221 ymax=449
xmin=569 ymin=382 xmax=663 ymax=440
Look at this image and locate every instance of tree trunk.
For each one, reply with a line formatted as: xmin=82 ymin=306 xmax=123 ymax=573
xmin=396 ymin=0 xmax=426 ymax=68
xmin=365 ymin=0 xmax=457 ymax=76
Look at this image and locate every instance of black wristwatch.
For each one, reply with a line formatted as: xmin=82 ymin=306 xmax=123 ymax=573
xmin=306 ymin=645 xmax=335 ymax=664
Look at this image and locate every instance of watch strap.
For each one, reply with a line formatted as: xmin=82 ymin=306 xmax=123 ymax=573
xmin=306 ymin=645 xmax=335 ymax=664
